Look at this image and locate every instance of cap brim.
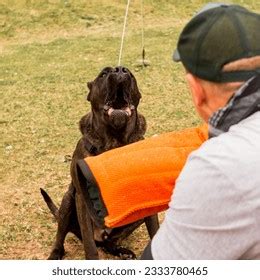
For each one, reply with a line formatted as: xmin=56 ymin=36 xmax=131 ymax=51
xmin=173 ymin=49 xmax=181 ymax=62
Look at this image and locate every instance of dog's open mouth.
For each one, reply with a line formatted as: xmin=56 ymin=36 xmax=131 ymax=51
xmin=103 ymin=83 xmax=135 ymax=116
xmin=103 ymin=83 xmax=135 ymax=128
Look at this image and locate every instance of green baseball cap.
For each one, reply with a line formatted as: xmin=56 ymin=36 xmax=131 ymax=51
xmin=173 ymin=3 xmax=260 ymax=82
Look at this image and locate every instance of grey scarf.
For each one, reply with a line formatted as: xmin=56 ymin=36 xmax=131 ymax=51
xmin=208 ymin=75 xmax=260 ymax=138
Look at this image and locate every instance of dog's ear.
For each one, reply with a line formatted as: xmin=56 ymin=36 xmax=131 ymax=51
xmin=86 ymin=81 xmax=93 ymax=101
xmin=134 ymin=88 xmax=142 ymax=107
xmin=79 ymin=115 xmax=87 ymax=135
xmin=131 ymin=78 xmax=142 ymax=107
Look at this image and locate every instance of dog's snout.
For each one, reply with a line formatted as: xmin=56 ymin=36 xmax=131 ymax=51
xmin=113 ymin=67 xmax=130 ymax=83
xmin=114 ymin=66 xmax=128 ymax=75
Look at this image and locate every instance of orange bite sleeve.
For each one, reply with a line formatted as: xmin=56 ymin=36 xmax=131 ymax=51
xmin=79 ymin=124 xmax=208 ymax=228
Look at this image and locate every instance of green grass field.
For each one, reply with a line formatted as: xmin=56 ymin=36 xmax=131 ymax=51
xmin=1 ymin=0 xmax=259 ymax=259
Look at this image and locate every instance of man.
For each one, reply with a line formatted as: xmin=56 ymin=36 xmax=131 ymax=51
xmin=141 ymin=3 xmax=260 ymax=259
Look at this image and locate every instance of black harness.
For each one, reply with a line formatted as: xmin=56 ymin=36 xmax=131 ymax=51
xmin=84 ymin=138 xmax=99 ymax=155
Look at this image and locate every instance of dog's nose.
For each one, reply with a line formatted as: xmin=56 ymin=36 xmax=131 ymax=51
xmin=114 ymin=67 xmax=129 ymax=82
xmin=114 ymin=66 xmax=128 ymax=75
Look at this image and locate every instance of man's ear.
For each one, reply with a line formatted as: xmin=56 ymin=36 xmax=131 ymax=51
xmin=86 ymin=82 xmax=93 ymax=101
xmin=186 ymin=73 xmax=205 ymax=107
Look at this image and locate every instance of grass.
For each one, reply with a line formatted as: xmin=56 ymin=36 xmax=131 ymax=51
xmin=0 ymin=0 xmax=259 ymax=259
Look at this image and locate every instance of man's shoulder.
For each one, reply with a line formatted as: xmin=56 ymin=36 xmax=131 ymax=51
xmin=189 ymin=112 xmax=260 ymax=187
xmin=198 ymin=112 xmax=260 ymax=157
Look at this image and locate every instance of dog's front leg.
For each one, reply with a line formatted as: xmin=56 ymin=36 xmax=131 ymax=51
xmin=75 ymin=192 xmax=99 ymax=259
xmin=144 ymin=214 xmax=159 ymax=239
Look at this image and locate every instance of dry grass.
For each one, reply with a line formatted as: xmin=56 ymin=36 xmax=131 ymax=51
xmin=0 ymin=0 xmax=259 ymax=260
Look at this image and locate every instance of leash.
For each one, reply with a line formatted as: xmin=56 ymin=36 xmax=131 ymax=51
xmin=140 ymin=0 xmax=150 ymax=67
xmin=118 ymin=0 xmax=149 ymax=67
xmin=118 ymin=0 xmax=131 ymax=66
xmin=140 ymin=0 xmax=146 ymax=66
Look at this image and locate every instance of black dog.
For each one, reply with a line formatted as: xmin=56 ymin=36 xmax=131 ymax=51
xmin=41 ymin=66 xmax=159 ymax=259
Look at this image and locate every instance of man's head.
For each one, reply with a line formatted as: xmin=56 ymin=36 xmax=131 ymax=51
xmin=173 ymin=3 xmax=260 ymax=122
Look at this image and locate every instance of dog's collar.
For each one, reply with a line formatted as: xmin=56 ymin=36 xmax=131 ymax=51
xmin=84 ymin=138 xmax=98 ymax=155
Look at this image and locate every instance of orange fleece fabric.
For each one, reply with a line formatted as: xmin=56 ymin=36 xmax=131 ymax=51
xmin=85 ymin=124 xmax=208 ymax=228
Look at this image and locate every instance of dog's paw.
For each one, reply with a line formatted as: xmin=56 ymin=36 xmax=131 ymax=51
xmin=101 ymin=243 xmax=136 ymax=260
xmin=47 ymin=247 xmax=65 ymax=260
xmin=117 ymin=247 xmax=136 ymax=260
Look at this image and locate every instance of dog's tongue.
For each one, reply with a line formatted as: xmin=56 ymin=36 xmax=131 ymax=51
xmin=108 ymin=109 xmax=129 ymax=129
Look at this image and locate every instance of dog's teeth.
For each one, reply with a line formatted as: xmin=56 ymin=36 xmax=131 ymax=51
xmin=125 ymin=107 xmax=132 ymax=117
xmin=104 ymin=105 xmax=110 ymax=111
xmin=108 ymin=107 xmax=132 ymax=117
xmin=108 ymin=108 xmax=114 ymax=116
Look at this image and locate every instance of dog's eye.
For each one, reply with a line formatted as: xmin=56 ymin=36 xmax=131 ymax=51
xmin=100 ymin=72 xmax=107 ymax=78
